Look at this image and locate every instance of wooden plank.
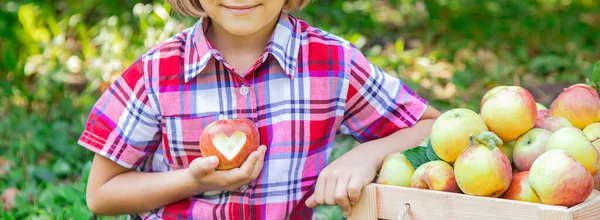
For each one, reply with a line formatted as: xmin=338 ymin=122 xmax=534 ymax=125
xmin=569 ymin=190 xmax=600 ymax=220
xmin=348 ymin=184 xmax=377 ymax=220
xmin=373 ymin=184 xmax=570 ymax=220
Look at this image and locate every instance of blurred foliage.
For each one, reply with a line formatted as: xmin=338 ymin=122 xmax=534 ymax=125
xmin=0 ymin=0 xmax=599 ymax=219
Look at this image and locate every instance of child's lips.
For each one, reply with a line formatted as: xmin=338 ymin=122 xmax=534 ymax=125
xmin=223 ymin=4 xmax=259 ymax=15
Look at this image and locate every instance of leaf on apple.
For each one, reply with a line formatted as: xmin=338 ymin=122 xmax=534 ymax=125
xmin=425 ymin=138 xmax=442 ymax=161
xmin=402 ymin=146 xmax=430 ymax=169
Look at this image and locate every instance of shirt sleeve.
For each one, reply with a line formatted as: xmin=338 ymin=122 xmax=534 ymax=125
xmin=340 ymin=45 xmax=428 ymax=143
xmin=78 ymin=58 xmax=162 ymax=169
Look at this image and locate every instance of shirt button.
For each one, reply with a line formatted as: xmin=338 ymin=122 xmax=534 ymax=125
xmin=240 ymin=85 xmax=249 ymax=97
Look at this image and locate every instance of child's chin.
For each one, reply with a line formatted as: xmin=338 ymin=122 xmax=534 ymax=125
xmin=224 ymin=23 xmax=266 ymax=36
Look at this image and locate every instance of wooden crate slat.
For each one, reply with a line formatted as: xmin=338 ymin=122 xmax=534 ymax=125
xmin=348 ymin=184 xmax=600 ymax=220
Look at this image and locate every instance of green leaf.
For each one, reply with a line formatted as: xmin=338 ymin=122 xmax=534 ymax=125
xmin=425 ymin=138 xmax=442 ymax=161
xmin=402 ymin=146 xmax=430 ymax=169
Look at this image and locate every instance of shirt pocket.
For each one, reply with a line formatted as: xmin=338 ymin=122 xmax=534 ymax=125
xmin=163 ymin=114 xmax=221 ymax=169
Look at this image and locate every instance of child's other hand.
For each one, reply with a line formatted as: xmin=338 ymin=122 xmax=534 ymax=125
xmin=188 ymin=145 xmax=267 ymax=192
xmin=305 ymin=147 xmax=378 ymax=216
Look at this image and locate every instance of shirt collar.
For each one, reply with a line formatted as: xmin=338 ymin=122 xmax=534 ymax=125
xmin=183 ymin=13 xmax=301 ymax=83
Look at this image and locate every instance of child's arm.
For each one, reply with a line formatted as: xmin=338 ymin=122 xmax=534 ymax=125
xmin=86 ymin=145 xmax=266 ymax=215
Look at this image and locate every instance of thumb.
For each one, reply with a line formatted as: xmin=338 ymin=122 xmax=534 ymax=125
xmin=189 ymin=156 xmax=219 ymax=177
xmin=305 ymin=194 xmax=318 ymax=208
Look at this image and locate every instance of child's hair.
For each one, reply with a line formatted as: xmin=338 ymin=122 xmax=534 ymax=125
xmin=166 ymin=0 xmax=312 ymax=17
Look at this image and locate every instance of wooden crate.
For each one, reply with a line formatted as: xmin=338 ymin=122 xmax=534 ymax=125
xmin=348 ymin=183 xmax=600 ymax=220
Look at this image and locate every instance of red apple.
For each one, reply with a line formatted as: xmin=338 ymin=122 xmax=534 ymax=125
xmin=480 ymin=86 xmax=537 ymax=142
xmin=536 ymin=103 xmax=550 ymax=121
xmin=534 ymin=116 xmax=573 ymax=133
xmin=502 ymin=171 xmax=541 ymax=203
xmin=528 ymin=150 xmax=594 ymax=207
xmin=550 ymin=84 xmax=600 ymax=129
xmin=513 ymin=128 xmax=552 ymax=171
xmin=537 ymin=109 xmax=550 ymax=120
xmin=411 ymin=160 xmax=460 ymax=193
xmin=199 ymin=119 xmax=260 ymax=170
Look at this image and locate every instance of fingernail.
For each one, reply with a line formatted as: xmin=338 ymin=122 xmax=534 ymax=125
xmin=209 ymin=156 xmax=218 ymax=164
xmin=343 ymin=211 xmax=349 ymax=216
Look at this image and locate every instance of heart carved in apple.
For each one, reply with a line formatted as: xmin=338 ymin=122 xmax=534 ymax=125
xmin=199 ymin=118 xmax=260 ymax=170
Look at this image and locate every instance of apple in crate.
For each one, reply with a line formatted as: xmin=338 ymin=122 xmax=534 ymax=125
xmin=376 ymin=152 xmax=415 ymax=187
xmin=550 ymin=84 xmax=600 ymax=129
xmin=480 ymin=86 xmax=537 ymax=142
xmin=528 ymin=149 xmax=594 ymax=207
xmin=454 ymin=132 xmax=512 ymax=197
xmin=411 ymin=160 xmax=460 ymax=193
xmin=545 ymin=127 xmax=598 ymax=174
xmin=430 ymin=108 xmax=489 ymax=163
xmin=583 ymin=122 xmax=600 ymax=148
xmin=501 ymin=171 xmax=541 ymax=203
xmin=512 ymin=128 xmax=552 ymax=171
xmin=534 ymin=116 xmax=573 ymax=133
xmin=199 ymin=119 xmax=260 ymax=170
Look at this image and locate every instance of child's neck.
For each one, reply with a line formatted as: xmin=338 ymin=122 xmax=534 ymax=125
xmin=206 ymin=15 xmax=279 ymax=76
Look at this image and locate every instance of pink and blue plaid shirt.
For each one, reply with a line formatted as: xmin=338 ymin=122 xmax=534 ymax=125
xmin=78 ymin=13 xmax=427 ymax=220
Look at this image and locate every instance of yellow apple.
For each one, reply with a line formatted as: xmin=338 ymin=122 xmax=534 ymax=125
xmin=376 ymin=153 xmax=415 ymax=187
xmin=583 ymin=122 xmax=600 ymax=148
xmin=431 ymin=108 xmax=489 ymax=163
xmin=545 ymin=127 xmax=598 ymax=174
xmin=454 ymin=132 xmax=512 ymax=197
xmin=480 ymin=86 xmax=537 ymax=142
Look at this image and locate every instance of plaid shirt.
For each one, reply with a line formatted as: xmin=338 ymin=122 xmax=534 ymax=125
xmin=78 ymin=13 xmax=427 ymax=220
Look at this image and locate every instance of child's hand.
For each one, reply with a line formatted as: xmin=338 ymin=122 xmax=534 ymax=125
xmin=188 ymin=145 xmax=267 ymax=192
xmin=305 ymin=147 xmax=378 ymax=216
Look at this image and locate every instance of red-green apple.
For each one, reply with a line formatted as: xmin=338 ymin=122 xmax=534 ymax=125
xmin=431 ymin=108 xmax=489 ymax=163
xmin=454 ymin=132 xmax=512 ymax=197
xmin=411 ymin=160 xmax=460 ymax=192
xmin=480 ymin=86 xmax=537 ymax=142
xmin=583 ymin=122 xmax=600 ymax=148
xmin=199 ymin=119 xmax=260 ymax=170
xmin=545 ymin=127 xmax=598 ymax=174
xmin=513 ymin=128 xmax=552 ymax=171
xmin=535 ymin=116 xmax=574 ymax=133
xmin=501 ymin=171 xmax=541 ymax=203
xmin=550 ymin=84 xmax=600 ymax=129
xmin=377 ymin=152 xmax=414 ymax=187
xmin=528 ymin=149 xmax=594 ymax=207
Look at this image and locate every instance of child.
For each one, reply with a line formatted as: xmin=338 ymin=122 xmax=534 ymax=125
xmin=79 ymin=0 xmax=441 ymax=219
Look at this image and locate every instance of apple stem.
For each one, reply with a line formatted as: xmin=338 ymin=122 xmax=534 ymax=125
xmin=475 ymin=131 xmax=504 ymax=150
xmin=592 ymin=137 xmax=600 ymax=143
